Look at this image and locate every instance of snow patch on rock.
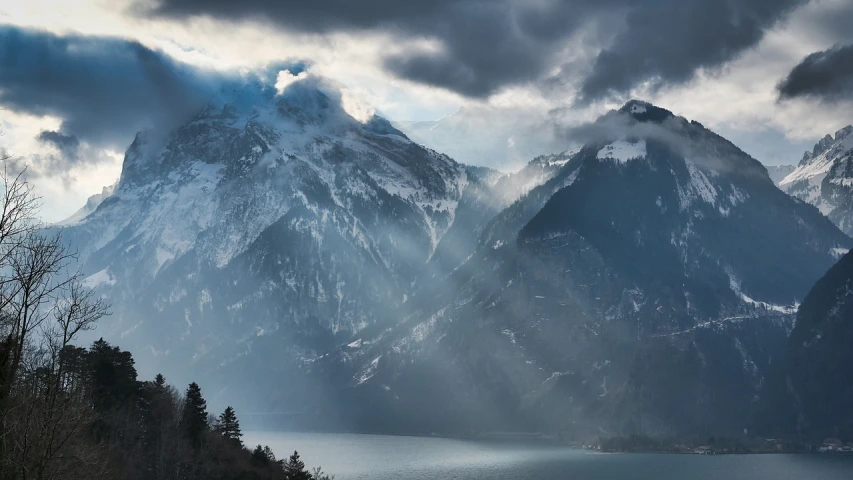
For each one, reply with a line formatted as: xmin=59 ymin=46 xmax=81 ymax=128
xmin=597 ymin=140 xmax=647 ymax=163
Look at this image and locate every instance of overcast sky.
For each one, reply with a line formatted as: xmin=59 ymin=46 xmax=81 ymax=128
xmin=2 ymin=0 xmax=853 ymax=222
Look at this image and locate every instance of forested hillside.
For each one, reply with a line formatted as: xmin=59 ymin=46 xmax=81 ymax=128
xmin=788 ymin=250 xmax=853 ymax=440
xmin=0 ymin=165 xmax=331 ymax=480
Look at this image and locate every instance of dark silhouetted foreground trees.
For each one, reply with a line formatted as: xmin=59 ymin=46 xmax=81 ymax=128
xmin=2 ymin=336 xmax=333 ymax=479
xmin=0 ymin=163 xmax=333 ymax=479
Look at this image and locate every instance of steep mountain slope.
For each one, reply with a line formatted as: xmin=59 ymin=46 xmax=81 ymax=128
xmin=788 ymin=250 xmax=853 ymax=440
xmin=421 ymin=151 xmax=576 ymax=282
xmin=780 ymin=126 xmax=853 ymax=235
xmin=55 ymin=77 xmax=500 ymax=398
xmin=55 ymin=74 xmax=574 ymax=418
xmin=57 ymin=182 xmax=117 ymax=226
xmin=335 ymin=101 xmax=852 ymax=436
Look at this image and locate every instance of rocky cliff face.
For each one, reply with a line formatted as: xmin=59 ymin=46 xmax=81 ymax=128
xmin=780 ymin=126 xmax=853 ymax=236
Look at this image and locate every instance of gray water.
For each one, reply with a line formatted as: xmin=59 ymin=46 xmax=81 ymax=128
xmin=244 ymin=431 xmax=853 ymax=480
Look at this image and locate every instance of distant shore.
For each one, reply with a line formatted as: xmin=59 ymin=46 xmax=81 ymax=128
xmin=591 ymin=434 xmax=853 ymax=455
xmin=241 ymin=426 xmax=853 ymax=455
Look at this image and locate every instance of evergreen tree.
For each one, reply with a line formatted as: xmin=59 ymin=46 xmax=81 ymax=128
xmin=251 ymin=444 xmax=269 ymax=466
xmin=139 ymin=374 xmax=176 ymax=478
xmin=182 ymin=382 xmax=209 ymax=448
xmin=88 ymin=338 xmax=139 ymax=413
xmin=217 ymin=406 xmax=243 ymax=446
xmin=263 ymin=445 xmax=276 ymax=462
xmin=282 ymin=450 xmax=311 ymax=480
xmin=154 ymin=373 xmax=166 ymax=389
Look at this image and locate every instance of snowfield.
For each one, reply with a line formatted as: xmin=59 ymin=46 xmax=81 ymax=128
xmin=597 ymin=140 xmax=647 ymax=163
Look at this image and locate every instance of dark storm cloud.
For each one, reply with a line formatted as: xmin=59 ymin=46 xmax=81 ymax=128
xmin=0 ymin=25 xmax=220 ymax=151
xmin=37 ymin=130 xmax=81 ymax=160
xmin=777 ymin=44 xmax=853 ymax=102
xmin=379 ymin=1 xmax=621 ymax=98
xmin=578 ymin=0 xmax=805 ymax=102
xmin=140 ymin=0 xmax=613 ymax=98
xmin=141 ymin=0 xmax=805 ymax=100
xmin=22 ymin=130 xmax=114 ymax=182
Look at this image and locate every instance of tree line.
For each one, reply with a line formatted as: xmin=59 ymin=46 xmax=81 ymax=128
xmin=0 ymin=161 xmax=332 ymax=479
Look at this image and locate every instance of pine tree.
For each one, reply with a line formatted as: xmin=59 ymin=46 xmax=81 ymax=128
xmin=263 ymin=445 xmax=276 ymax=462
xmin=88 ymin=338 xmax=139 ymax=413
xmin=182 ymin=382 xmax=209 ymax=448
xmin=282 ymin=450 xmax=311 ymax=480
xmin=251 ymin=444 xmax=269 ymax=466
xmin=217 ymin=406 xmax=242 ymax=446
xmin=139 ymin=374 xmax=176 ymax=478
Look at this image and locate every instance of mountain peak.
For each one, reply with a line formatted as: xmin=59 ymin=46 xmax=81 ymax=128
xmin=618 ymin=99 xmax=674 ymax=122
xmin=782 ymin=124 xmax=853 ymax=232
xmin=798 ymin=125 xmax=853 ymax=167
xmin=114 ymin=75 xmax=416 ymax=189
xmin=813 ymin=134 xmax=835 ymax=156
xmin=620 ymin=99 xmax=651 ymax=111
xmin=835 ymin=125 xmax=853 ymax=142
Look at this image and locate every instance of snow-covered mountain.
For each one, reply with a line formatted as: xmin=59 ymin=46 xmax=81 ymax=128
xmin=54 ymin=76 xmax=518 ymax=393
xmin=328 ymin=101 xmax=852 ymax=435
xmin=779 ymin=126 xmax=853 ymax=235
xmin=57 ymin=182 xmax=117 ymax=226
xmin=59 ymin=93 xmax=852 ymax=437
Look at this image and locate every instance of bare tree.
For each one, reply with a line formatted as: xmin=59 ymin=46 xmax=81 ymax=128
xmin=0 ymin=157 xmax=45 ymax=480
xmin=23 ymin=281 xmax=109 ymax=480
xmin=3 ymin=232 xmax=77 ymax=392
xmin=0 ymin=156 xmax=110 ymax=479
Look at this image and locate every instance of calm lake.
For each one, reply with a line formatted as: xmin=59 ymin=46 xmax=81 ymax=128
xmin=243 ymin=431 xmax=853 ymax=480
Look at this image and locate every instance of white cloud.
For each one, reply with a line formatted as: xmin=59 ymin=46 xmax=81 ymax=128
xmin=340 ymin=88 xmax=376 ymax=124
xmin=275 ymin=70 xmax=309 ymax=95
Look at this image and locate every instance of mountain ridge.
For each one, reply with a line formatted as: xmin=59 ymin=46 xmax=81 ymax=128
xmin=58 ymin=96 xmax=852 ymax=437
xmin=320 ymin=100 xmax=851 ymax=435
xmin=780 ymin=125 xmax=853 ymax=235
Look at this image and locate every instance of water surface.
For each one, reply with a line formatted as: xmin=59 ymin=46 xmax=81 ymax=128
xmin=244 ymin=431 xmax=853 ymax=480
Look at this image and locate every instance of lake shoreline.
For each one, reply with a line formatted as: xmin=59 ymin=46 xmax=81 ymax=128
xmin=243 ymin=428 xmax=849 ymax=456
